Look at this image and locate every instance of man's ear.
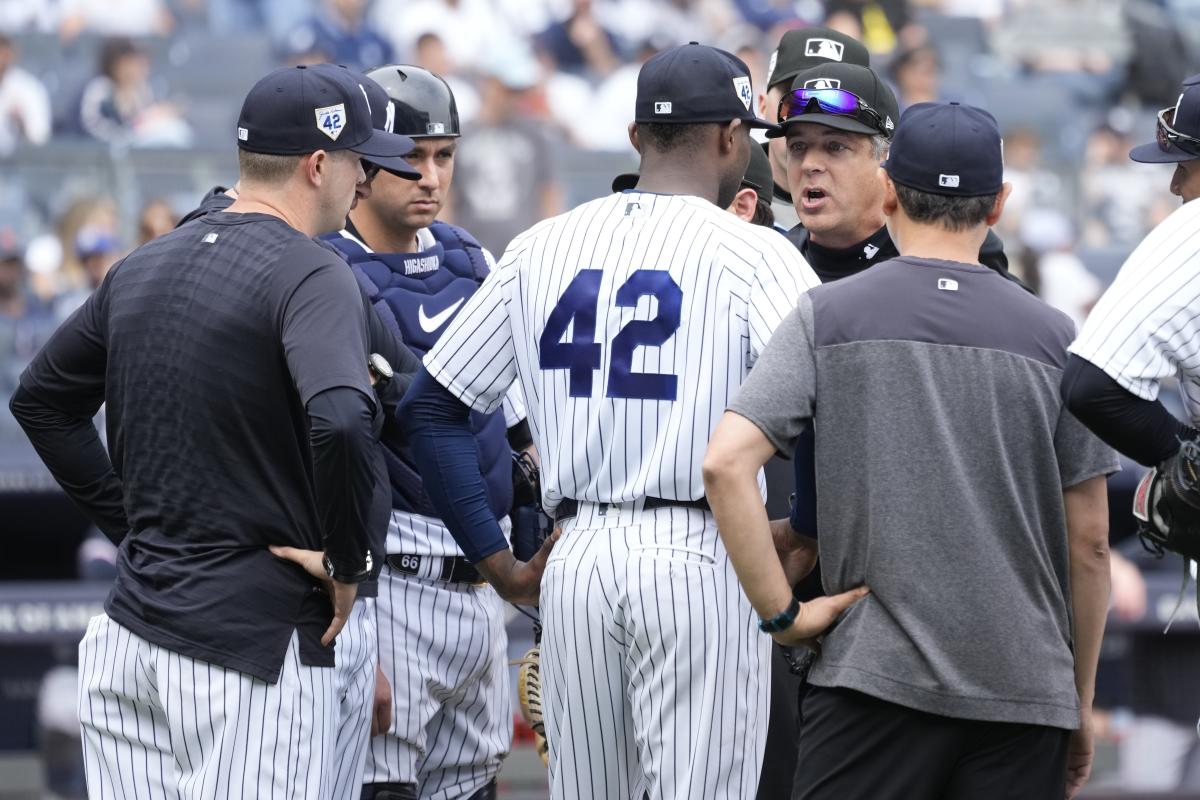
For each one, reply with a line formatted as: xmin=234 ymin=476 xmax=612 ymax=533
xmin=720 ymin=119 xmax=744 ymax=156
xmin=728 ymin=187 xmax=757 ymax=222
xmin=879 ymin=169 xmax=898 ymax=217
xmin=305 ymin=150 xmax=328 ymax=187
xmin=628 ymin=122 xmax=641 ymax=154
xmin=987 ymin=182 xmax=1014 ymax=227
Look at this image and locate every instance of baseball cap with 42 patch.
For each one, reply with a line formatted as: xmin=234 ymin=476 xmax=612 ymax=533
xmin=236 ymin=63 xmax=419 ymax=178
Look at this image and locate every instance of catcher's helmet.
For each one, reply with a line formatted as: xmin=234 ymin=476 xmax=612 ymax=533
xmin=365 ymin=64 xmax=460 ymax=139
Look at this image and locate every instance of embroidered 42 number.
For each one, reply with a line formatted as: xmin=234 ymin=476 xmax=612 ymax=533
xmin=538 ymin=269 xmax=682 ymax=401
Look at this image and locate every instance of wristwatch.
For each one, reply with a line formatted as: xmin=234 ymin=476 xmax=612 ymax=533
xmin=323 ymin=550 xmax=374 ymax=584
xmin=758 ymin=596 xmax=801 ymax=634
xmin=368 ymin=353 xmax=393 ymax=387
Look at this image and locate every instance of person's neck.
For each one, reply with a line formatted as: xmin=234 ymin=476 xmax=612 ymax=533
xmin=635 ymin=162 xmax=720 ymax=205
xmin=349 ymin=208 xmax=420 ymax=253
xmin=226 ymin=186 xmax=316 ymax=237
xmin=890 ymin=219 xmax=987 ymax=265
xmin=808 ymin=219 xmax=886 ymax=251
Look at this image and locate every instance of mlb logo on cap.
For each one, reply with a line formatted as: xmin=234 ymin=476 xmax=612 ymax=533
xmin=804 ymin=77 xmax=841 ymax=90
xmin=805 ymin=39 xmax=845 ymax=61
xmin=939 ymin=174 xmax=960 ymax=188
xmin=655 ymin=101 xmax=673 ymax=114
xmin=315 ymin=103 xmax=346 ymax=141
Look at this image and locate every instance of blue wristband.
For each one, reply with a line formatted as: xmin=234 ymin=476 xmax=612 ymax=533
xmin=758 ymin=596 xmax=801 ymax=634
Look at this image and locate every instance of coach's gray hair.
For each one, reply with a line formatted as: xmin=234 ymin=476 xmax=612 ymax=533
xmin=870 ymin=134 xmax=889 ymax=161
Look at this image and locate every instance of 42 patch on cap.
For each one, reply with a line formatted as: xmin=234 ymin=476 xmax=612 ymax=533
xmin=315 ymin=103 xmax=347 ymax=141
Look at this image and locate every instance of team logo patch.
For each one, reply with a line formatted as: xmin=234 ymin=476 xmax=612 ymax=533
xmin=385 ymin=100 xmax=396 ymax=133
xmin=767 ymin=50 xmax=778 ymax=83
xmin=732 ymin=76 xmax=753 ymax=111
xmin=654 ymin=101 xmax=673 ymax=115
xmin=237 ymin=126 xmax=248 ymax=141
xmin=805 ymin=38 xmax=845 ymax=61
xmin=937 ymin=278 xmax=959 ymax=291
xmin=938 ymin=173 xmax=960 ymax=188
xmin=315 ymin=103 xmax=347 ymax=141
xmin=803 ymin=77 xmax=840 ymax=90
xmin=885 ymin=116 xmax=895 ymax=131
xmin=863 ymin=243 xmax=879 ymax=259
xmin=426 ymin=122 xmax=445 ymax=135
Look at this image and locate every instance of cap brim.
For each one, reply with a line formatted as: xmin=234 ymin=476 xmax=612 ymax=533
xmin=352 ymin=129 xmax=421 ymax=179
xmin=766 ymin=113 xmax=879 ymax=139
xmin=1129 ymin=140 xmax=1198 ymax=163
xmin=745 ymin=116 xmax=781 ymax=133
xmin=612 ymin=173 xmax=639 ymax=192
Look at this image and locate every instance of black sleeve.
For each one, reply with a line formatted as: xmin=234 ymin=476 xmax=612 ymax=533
xmin=506 ymin=419 xmax=533 ymax=451
xmin=10 ymin=385 xmax=128 ymax=543
xmin=13 ymin=276 xmax=128 ymax=543
xmin=307 ymin=386 xmax=377 ymax=578
xmin=1061 ymin=354 xmax=1195 ymax=466
xmin=281 ymin=255 xmax=375 ymax=408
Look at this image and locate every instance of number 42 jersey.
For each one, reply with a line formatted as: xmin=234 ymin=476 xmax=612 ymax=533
xmin=423 ymin=191 xmax=819 ymax=512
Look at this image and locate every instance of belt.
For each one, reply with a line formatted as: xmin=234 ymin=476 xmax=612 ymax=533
xmin=553 ymin=496 xmax=710 ymax=524
xmin=386 ymin=554 xmax=484 ymax=585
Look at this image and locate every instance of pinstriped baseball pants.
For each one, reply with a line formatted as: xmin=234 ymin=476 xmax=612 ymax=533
xmin=78 ymin=613 xmax=338 ymax=800
xmin=330 ymin=598 xmax=378 ymax=799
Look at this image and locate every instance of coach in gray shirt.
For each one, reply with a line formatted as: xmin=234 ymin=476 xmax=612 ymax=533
xmin=703 ymin=102 xmax=1117 ymax=800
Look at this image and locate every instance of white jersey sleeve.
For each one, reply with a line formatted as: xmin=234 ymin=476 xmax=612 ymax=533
xmin=423 ymin=258 xmax=518 ymax=415
xmin=502 ymin=381 xmax=528 ymax=427
xmin=1070 ymin=199 xmax=1200 ymax=420
xmin=746 ymin=229 xmax=820 ymax=363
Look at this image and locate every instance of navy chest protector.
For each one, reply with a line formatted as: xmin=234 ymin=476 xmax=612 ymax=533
xmin=325 ymin=222 xmax=513 ymax=521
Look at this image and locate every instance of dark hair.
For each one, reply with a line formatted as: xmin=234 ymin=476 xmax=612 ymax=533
xmin=637 ymin=122 xmax=717 ymax=154
xmin=893 ymin=182 xmax=997 ymax=232
xmin=750 ymin=195 xmax=775 ymax=227
xmin=99 ymin=37 xmax=142 ymax=79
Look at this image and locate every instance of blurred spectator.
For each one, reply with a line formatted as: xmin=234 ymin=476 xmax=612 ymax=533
xmin=888 ymin=42 xmax=941 ymax=110
xmin=730 ymin=0 xmax=804 ymax=32
xmin=53 ymin=205 xmax=121 ymax=321
xmin=284 ymin=0 xmax=392 ymax=70
xmin=824 ymin=0 xmax=911 ymax=54
xmin=0 ymin=227 xmax=56 ymax=398
xmin=137 ymin=198 xmax=177 ymax=245
xmin=58 ymin=0 xmax=173 ymax=39
xmin=209 ymin=0 xmax=314 ymax=43
xmin=535 ymin=0 xmax=621 ymax=78
xmin=372 ymin=0 xmax=515 ymax=73
xmin=413 ymin=32 xmax=479 ymax=124
xmin=0 ymin=0 xmax=58 ymax=32
xmin=579 ymin=36 xmax=660 ymax=150
xmin=77 ymin=37 xmax=191 ymax=147
xmin=0 ymin=33 xmax=51 ymax=155
xmin=1079 ymin=123 xmax=1167 ymax=248
xmin=995 ymin=127 xmax=1062 ymax=243
xmin=449 ymin=41 xmax=563 ymax=257
xmin=1020 ymin=210 xmax=1101 ymax=330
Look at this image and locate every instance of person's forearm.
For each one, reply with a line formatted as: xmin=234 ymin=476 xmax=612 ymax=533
xmin=398 ymin=369 xmax=509 ymax=563
xmin=705 ymin=462 xmax=794 ymax=619
xmin=1062 ymin=355 xmax=1192 ymax=466
xmin=308 ymin=387 xmax=376 ymax=576
xmin=1065 ymin=479 xmax=1111 ymax=708
xmin=10 ymin=384 xmax=128 ymax=544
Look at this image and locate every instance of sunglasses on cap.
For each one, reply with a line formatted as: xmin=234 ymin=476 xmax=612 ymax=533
xmin=1156 ymin=107 xmax=1200 ymax=157
xmin=778 ymin=87 xmax=886 ymax=134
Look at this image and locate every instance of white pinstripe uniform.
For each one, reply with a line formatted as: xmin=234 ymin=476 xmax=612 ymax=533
xmin=1071 ymin=198 xmax=1200 ymax=426
xmin=346 ymin=225 xmax=525 ymax=799
xmin=330 ymin=598 xmax=379 ymax=799
xmin=423 ymin=191 xmax=818 ymax=799
xmin=78 ymin=614 xmax=338 ymax=800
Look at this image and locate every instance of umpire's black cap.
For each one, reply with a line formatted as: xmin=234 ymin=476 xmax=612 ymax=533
xmin=236 ymin=63 xmax=419 ymax=178
xmin=1130 ymin=74 xmax=1200 ymax=163
xmin=765 ymin=27 xmax=870 ymax=92
xmin=365 ymin=64 xmax=461 ymax=139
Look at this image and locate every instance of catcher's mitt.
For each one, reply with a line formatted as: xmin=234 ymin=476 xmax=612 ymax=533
xmin=1133 ymin=439 xmax=1200 ymax=563
xmin=515 ymin=645 xmax=548 ymax=766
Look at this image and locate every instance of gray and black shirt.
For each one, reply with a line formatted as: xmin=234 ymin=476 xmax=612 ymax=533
xmin=731 ymin=255 xmax=1118 ymax=730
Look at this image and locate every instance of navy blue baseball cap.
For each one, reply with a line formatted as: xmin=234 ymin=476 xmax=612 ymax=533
xmin=236 ymin=63 xmax=418 ymax=178
xmin=635 ymin=42 xmax=778 ymax=132
xmin=884 ymin=102 xmax=1003 ymax=197
xmin=1130 ymin=74 xmax=1200 ymax=163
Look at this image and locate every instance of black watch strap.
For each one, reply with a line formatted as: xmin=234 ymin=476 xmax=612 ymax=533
xmin=758 ymin=596 xmax=801 ymax=634
xmin=323 ymin=551 xmax=374 ymax=584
